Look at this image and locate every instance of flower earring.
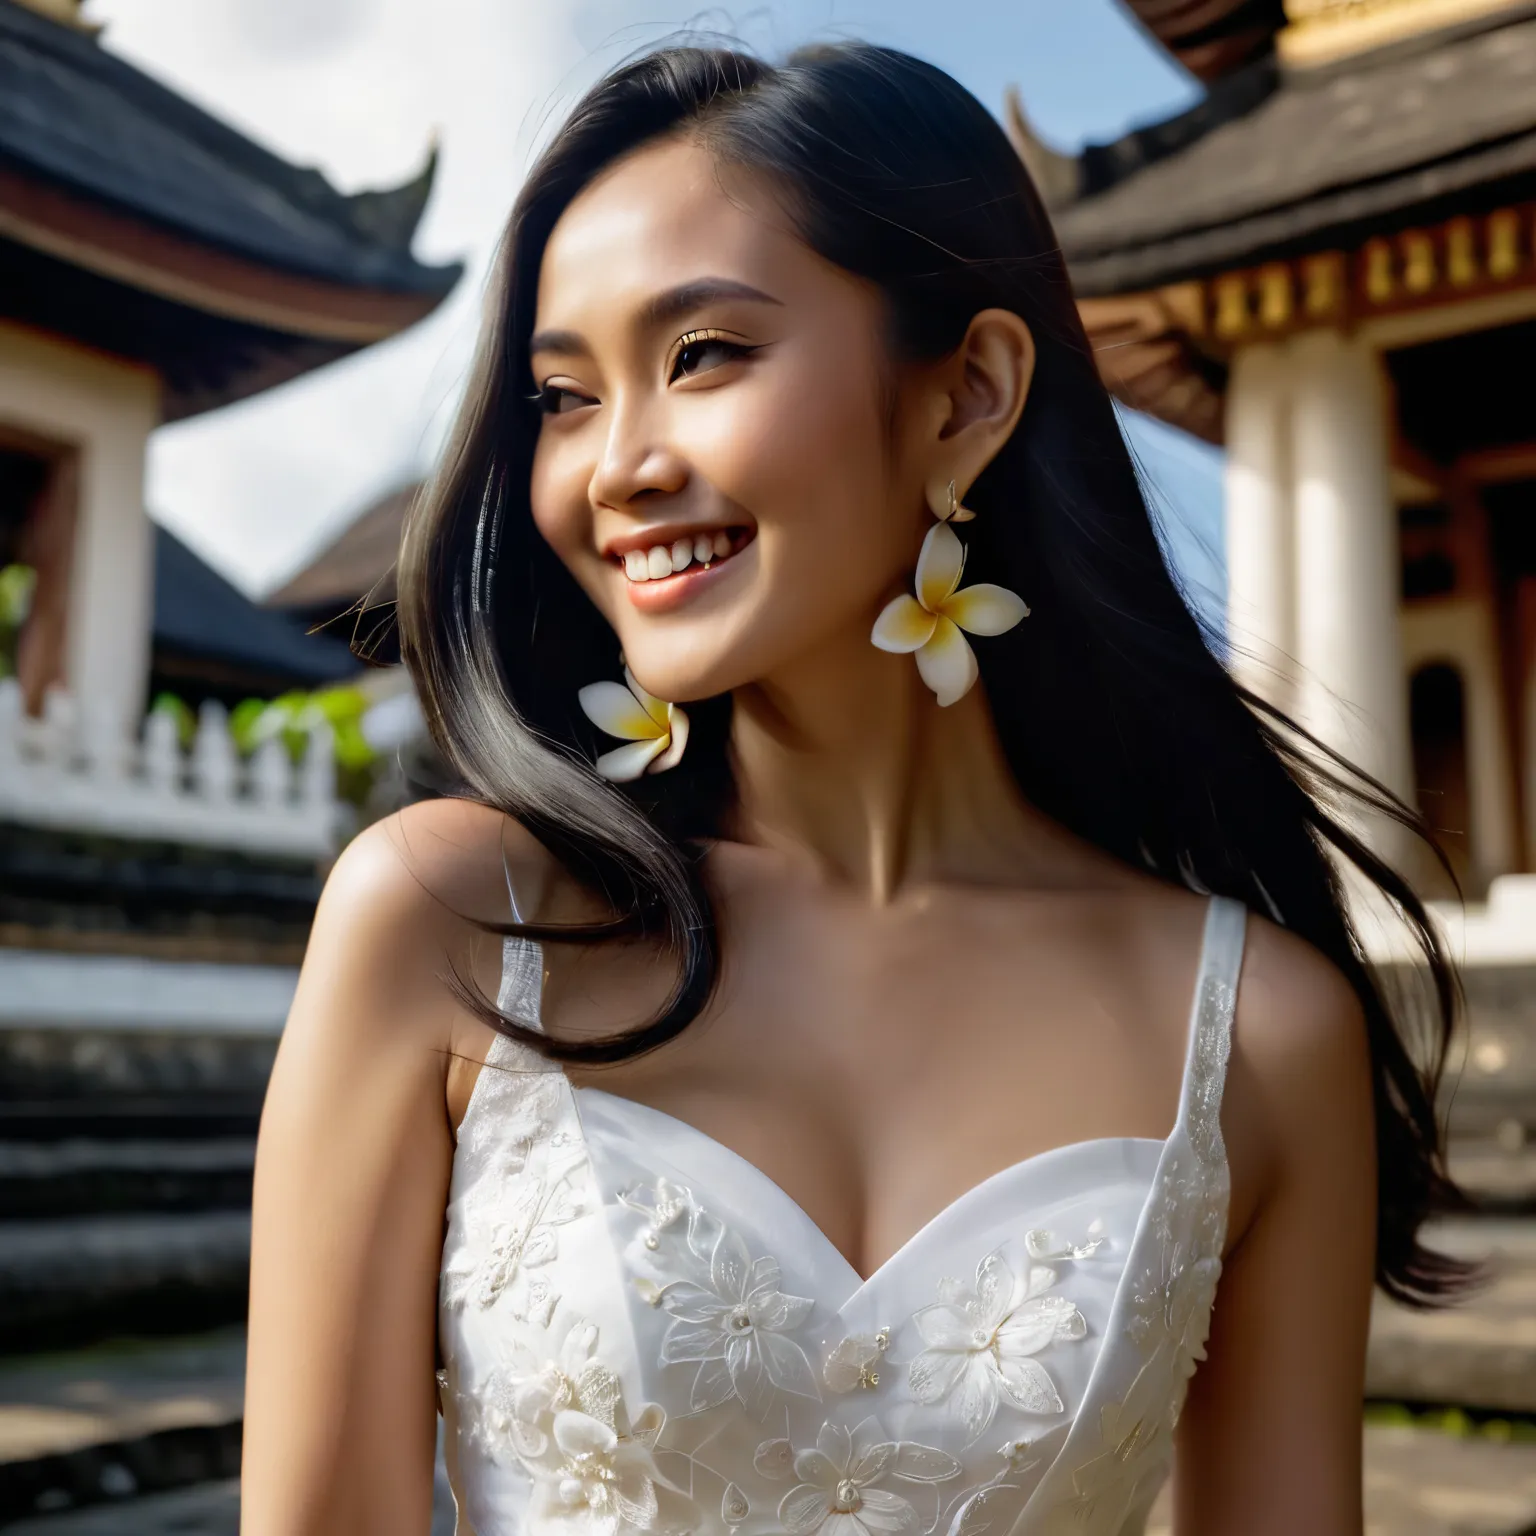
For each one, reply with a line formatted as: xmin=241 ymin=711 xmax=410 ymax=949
xmin=870 ymin=483 xmax=1028 ymax=706
xmin=578 ymin=666 xmax=689 ymax=782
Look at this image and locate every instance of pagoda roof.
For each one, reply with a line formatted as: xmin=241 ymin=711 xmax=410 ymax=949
xmin=1057 ymin=12 xmax=1536 ymax=296
xmin=0 ymin=0 xmax=461 ymax=414
xmin=153 ymin=524 xmax=362 ymax=694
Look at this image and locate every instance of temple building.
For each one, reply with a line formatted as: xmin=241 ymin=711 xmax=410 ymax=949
xmin=0 ymin=0 xmax=459 ymax=1378
xmin=1023 ymin=0 xmax=1536 ymax=903
xmin=1014 ymin=0 xmax=1536 ymax=1250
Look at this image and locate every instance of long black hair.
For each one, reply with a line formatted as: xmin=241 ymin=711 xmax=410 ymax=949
xmin=398 ymin=42 xmax=1465 ymax=1305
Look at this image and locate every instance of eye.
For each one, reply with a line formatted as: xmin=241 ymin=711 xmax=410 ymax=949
xmin=536 ymin=382 xmax=594 ymax=416
xmin=670 ymin=330 xmax=756 ymax=383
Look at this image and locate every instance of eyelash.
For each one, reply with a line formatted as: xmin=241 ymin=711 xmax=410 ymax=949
xmin=532 ymin=329 xmax=759 ymax=415
xmin=668 ymin=328 xmax=757 ymax=381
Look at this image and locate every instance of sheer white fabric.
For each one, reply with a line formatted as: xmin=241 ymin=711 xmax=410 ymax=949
xmin=439 ymin=897 xmax=1247 ymax=1536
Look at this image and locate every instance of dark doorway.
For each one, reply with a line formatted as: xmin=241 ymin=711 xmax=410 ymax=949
xmin=1411 ymin=662 xmax=1472 ymax=897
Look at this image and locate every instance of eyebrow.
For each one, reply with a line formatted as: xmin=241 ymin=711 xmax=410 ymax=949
xmin=527 ymin=277 xmax=783 ymax=357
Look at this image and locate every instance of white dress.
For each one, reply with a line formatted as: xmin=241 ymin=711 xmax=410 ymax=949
xmin=438 ymin=896 xmax=1247 ymax=1536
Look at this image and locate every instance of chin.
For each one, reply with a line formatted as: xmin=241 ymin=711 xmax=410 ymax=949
xmin=623 ymin=653 xmax=742 ymax=707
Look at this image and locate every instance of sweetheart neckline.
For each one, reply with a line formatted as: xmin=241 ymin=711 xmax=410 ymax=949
xmin=572 ymin=1082 xmax=1168 ymax=1298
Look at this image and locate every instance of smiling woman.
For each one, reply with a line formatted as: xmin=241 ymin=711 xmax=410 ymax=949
xmin=243 ymin=41 xmax=1466 ymax=1536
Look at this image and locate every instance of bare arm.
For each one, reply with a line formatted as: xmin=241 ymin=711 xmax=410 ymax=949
xmin=1174 ymin=918 xmax=1378 ymax=1535
xmin=241 ymin=802 xmax=512 ymax=1535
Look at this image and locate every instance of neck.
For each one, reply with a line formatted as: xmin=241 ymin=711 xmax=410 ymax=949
xmin=727 ymin=619 xmax=1067 ymax=902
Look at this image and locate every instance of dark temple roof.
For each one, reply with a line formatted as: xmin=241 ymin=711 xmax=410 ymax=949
xmin=1057 ymin=13 xmax=1536 ymax=295
xmin=0 ymin=0 xmax=455 ymax=293
xmin=0 ymin=0 xmax=461 ymax=415
xmin=153 ymin=524 xmax=362 ymax=693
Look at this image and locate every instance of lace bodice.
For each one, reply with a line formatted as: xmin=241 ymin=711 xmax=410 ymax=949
xmin=438 ymin=897 xmax=1247 ymax=1536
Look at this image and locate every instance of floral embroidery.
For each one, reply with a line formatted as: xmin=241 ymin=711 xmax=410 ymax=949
xmin=620 ymin=1178 xmax=692 ymax=1250
xmin=441 ymin=1149 xmax=583 ymax=1311
xmin=822 ymin=1329 xmax=891 ymax=1394
xmin=762 ymin=1418 xmax=960 ymax=1536
xmin=909 ymin=1250 xmax=1087 ymax=1440
xmin=641 ymin=1190 xmax=820 ymax=1416
xmin=496 ymin=1318 xmax=699 ymax=1536
xmin=1024 ymin=1222 xmax=1105 ymax=1263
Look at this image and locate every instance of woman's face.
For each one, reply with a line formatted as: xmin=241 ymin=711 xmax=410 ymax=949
xmin=528 ymin=135 xmax=932 ymax=705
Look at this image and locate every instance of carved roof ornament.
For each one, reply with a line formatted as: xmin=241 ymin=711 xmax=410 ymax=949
xmin=1003 ymin=88 xmax=1082 ymax=211
xmin=1279 ymin=0 xmax=1526 ymax=66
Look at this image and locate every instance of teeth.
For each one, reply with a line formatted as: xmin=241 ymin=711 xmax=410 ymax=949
xmin=620 ymin=532 xmax=745 ymax=580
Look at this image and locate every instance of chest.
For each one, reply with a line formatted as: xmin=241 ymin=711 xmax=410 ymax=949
xmin=552 ymin=892 xmax=1195 ymax=1281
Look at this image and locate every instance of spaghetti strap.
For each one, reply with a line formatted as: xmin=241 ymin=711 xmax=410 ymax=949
xmin=497 ymin=934 xmax=545 ymax=1032
xmin=1177 ymin=894 xmax=1247 ymax=1160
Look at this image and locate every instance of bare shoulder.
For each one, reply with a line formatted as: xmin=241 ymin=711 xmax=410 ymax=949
xmin=1232 ymin=911 xmax=1369 ymax=1096
xmin=1223 ymin=910 xmax=1374 ymax=1236
xmin=294 ymin=798 xmax=560 ymax=1060
xmin=322 ymin=796 xmax=558 ymax=929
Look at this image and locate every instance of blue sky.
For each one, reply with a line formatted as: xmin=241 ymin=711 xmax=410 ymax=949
xmin=90 ymin=0 xmax=1224 ymax=623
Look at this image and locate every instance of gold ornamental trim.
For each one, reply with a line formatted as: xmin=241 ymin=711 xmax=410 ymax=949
xmin=1198 ymin=203 xmax=1533 ymax=345
xmin=1279 ymin=0 xmax=1525 ymax=67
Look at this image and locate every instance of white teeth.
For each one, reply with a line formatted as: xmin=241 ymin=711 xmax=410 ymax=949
xmin=620 ymin=532 xmax=744 ymax=580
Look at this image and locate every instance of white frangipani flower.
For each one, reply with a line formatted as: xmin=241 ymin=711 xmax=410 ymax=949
xmin=870 ymin=522 xmax=1028 ymax=707
xmin=577 ymin=668 xmax=689 ymax=782
xmin=908 ymin=1250 xmax=1086 ymax=1441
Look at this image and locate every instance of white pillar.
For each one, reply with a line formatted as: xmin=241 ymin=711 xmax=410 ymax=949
xmin=0 ymin=323 xmax=159 ymax=742
xmin=1224 ymin=344 xmax=1294 ymax=710
xmin=63 ymin=384 xmax=157 ymax=743
xmin=1291 ymin=329 xmax=1412 ymax=806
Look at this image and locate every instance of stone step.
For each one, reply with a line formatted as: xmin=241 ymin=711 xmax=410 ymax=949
xmin=1368 ymin=1218 xmax=1536 ymax=1415
xmin=0 ymin=1330 xmax=455 ymax=1532
xmin=0 ymin=1140 xmax=254 ymax=1221
xmin=3 ymin=1471 xmax=460 ymax=1534
xmin=0 ymin=1330 xmax=244 ymax=1526
xmin=0 ymin=1214 xmax=249 ymax=1354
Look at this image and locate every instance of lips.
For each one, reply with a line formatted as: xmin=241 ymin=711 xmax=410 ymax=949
xmin=606 ymin=525 xmax=755 ymax=614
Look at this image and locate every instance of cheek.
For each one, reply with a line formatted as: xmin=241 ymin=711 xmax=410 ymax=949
xmin=530 ymin=436 xmax=603 ymax=598
xmin=707 ymin=344 xmax=905 ymax=573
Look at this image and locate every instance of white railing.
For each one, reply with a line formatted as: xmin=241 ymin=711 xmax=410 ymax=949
xmin=0 ymin=679 xmax=338 ymax=859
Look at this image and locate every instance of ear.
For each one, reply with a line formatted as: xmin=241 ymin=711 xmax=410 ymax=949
xmin=924 ymin=309 xmax=1036 ymax=511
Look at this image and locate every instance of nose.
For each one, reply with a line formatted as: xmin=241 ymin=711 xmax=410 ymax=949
xmin=589 ymin=394 xmax=689 ymax=513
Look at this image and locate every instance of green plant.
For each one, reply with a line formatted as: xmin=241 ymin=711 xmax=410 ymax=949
xmin=0 ymin=563 xmax=37 ymax=681
xmin=230 ymin=685 xmax=381 ymax=807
